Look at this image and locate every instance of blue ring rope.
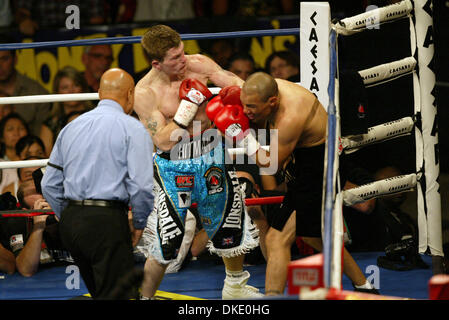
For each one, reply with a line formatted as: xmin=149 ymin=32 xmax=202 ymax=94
xmin=323 ymin=29 xmax=338 ymax=289
xmin=0 ymin=28 xmax=300 ymax=51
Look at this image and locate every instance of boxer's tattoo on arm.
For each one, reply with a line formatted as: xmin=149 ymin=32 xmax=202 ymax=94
xmin=147 ymin=119 xmax=158 ymax=136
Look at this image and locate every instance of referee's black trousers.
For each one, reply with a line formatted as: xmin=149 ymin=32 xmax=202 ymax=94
xmin=59 ymin=203 xmax=136 ymax=299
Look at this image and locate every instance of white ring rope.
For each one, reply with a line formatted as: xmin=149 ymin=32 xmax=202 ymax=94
xmin=0 ymin=88 xmax=216 ymax=105
xmin=0 ymin=146 xmax=272 ymax=169
xmin=0 ymin=93 xmax=99 ymax=105
xmin=0 ymin=83 xmax=302 ymax=105
xmin=332 ymin=0 xmax=414 ymax=36
xmin=0 ymin=159 xmax=49 ymax=169
xmin=0 ymin=91 xmax=221 ymax=105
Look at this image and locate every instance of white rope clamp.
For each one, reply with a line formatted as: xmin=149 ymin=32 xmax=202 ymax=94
xmin=332 ymin=0 xmax=413 ymax=36
xmin=341 ymin=116 xmax=415 ymax=154
xmin=342 ymin=173 xmax=418 ymax=206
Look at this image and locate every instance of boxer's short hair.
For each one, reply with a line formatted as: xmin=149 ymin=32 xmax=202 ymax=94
xmin=141 ymin=25 xmax=181 ymax=63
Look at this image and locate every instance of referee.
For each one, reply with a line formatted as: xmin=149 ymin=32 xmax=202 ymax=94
xmin=42 ymin=68 xmax=154 ymax=299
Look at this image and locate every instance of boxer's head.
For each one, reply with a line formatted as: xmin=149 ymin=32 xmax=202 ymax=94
xmin=141 ymin=25 xmax=186 ymax=76
xmin=240 ymin=72 xmax=279 ymax=124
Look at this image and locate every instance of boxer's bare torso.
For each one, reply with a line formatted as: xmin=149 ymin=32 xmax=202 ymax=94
xmin=269 ymin=79 xmax=327 ymax=149
xmin=137 ymin=55 xmax=211 ymax=131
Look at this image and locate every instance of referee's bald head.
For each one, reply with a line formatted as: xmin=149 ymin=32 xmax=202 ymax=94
xmin=99 ymin=68 xmax=135 ymax=114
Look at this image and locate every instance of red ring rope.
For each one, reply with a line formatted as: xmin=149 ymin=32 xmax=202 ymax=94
xmin=0 ymin=196 xmax=285 ymax=218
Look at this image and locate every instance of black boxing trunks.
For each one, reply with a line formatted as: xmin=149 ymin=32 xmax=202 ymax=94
xmin=273 ymin=143 xmax=325 ymax=237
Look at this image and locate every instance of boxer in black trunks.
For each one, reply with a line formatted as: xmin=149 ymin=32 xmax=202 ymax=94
xmin=209 ymin=72 xmax=377 ymax=295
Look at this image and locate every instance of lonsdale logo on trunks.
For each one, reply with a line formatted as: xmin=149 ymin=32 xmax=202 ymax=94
xmin=210 ymin=170 xmax=245 ymax=250
xmin=156 ymin=187 xmax=184 ymax=260
xmin=221 ymin=171 xmax=243 ymax=229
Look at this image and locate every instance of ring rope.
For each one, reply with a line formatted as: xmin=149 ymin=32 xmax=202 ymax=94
xmin=0 ymin=83 xmax=302 ymax=105
xmin=0 ymin=144 xmax=271 ymax=170
xmin=1 ymin=209 xmax=53 ymax=218
xmin=0 ymin=93 xmax=99 ymax=105
xmin=0 ymin=159 xmax=49 ymax=169
xmin=1 ymin=196 xmax=286 ymax=218
xmin=0 ymin=28 xmax=300 ymax=51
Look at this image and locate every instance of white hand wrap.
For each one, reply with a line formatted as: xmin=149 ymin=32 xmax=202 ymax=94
xmin=237 ymin=132 xmax=260 ymax=157
xmin=173 ymin=100 xmax=198 ymax=128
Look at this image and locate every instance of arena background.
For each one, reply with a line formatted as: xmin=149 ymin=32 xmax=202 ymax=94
xmin=1 ymin=0 xmax=448 ymax=248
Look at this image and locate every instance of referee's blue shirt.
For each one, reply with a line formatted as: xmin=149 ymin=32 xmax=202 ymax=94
xmin=41 ymin=99 xmax=155 ymax=229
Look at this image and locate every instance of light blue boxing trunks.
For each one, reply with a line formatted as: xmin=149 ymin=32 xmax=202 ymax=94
xmin=148 ymin=129 xmax=258 ymax=264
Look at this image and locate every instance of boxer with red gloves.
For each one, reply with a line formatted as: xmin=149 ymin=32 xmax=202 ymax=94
xmin=134 ymin=25 xmax=262 ymax=300
xmin=174 ymin=78 xmax=212 ymax=128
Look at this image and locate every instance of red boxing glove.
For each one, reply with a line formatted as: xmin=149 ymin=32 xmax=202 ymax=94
xmin=174 ymin=79 xmax=212 ymax=128
xmin=219 ymin=86 xmax=243 ymax=106
xmin=213 ymin=104 xmax=249 ymax=141
xmin=206 ymin=95 xmax=225 ymax=123
xmin=213 ymin=104 xmax=260 ymax=156
xmin=179 ymin=78 xmax=212 ymax=104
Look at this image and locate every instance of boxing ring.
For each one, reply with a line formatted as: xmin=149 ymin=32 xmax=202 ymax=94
xmin=0 ymin=0 xmax=446 ymax=300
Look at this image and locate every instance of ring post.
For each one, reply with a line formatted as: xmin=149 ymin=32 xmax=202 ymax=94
xmin=300 ymin=2 xmax=331 ymax=111
xmin=413 ymin=0 xmax=443 ymax=264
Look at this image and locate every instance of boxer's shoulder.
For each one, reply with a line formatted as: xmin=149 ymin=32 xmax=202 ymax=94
xmin=186 ymin=53 xmax=211 ymax=65
xmin=186 ymin=54 xmax=221 ymax=78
